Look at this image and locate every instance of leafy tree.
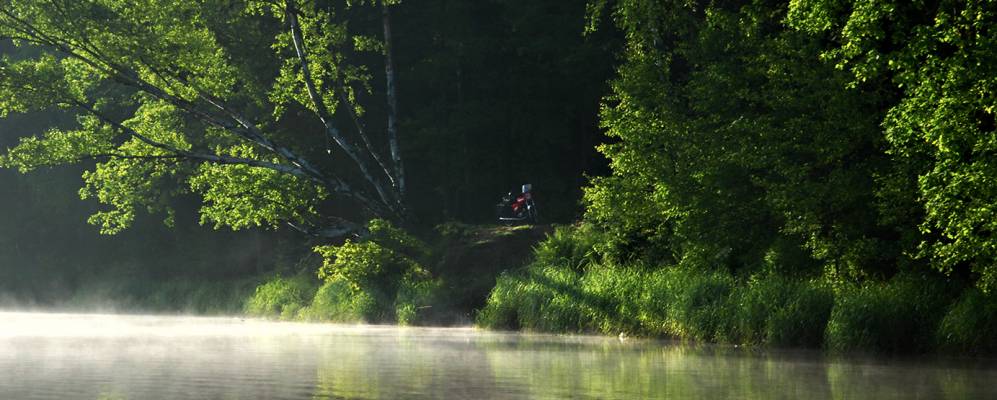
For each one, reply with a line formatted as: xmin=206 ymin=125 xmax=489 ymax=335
xmin=0 ymin=0 xmax=405 ymax=237
xmin=787 ymin=0 xmax=997 ymax=290
xmin=585 ymin=0 xmax=901 ymax=279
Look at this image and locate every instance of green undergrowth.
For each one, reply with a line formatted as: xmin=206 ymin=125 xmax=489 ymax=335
xmin=936 ymin=288 xmax=997 ymax=354
xmin=240 ymin=220 xmax=550 ymax=325
xmin=478 ymin=224 xmax=995 ymax=354
xmin=825 ymin=275 xmax=954 ymax=353
xmin=297 ymin=277 xmax=377 ymax=322
xmin=478 ymin=262 xmax=836 ymax=348
xmin=244 ymin=273 xmax=318 ymax=319
xmin=244 ymin=220 xmax=447 ymax=325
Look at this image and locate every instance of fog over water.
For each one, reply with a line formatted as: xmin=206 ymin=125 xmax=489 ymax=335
xmin=1 ymin=311 xmax=995 ymax=399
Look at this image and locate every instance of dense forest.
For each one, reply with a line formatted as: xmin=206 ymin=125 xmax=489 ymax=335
xmin=1 ymin=0 xmax=996 ymax=354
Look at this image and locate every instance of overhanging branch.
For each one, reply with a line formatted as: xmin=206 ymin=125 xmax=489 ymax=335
xmin=285 ymin=1 xmax=402 ymax=218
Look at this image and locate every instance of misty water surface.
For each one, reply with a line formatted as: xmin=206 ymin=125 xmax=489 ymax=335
xmin=0 ymin=311 xmax=995 ymax=399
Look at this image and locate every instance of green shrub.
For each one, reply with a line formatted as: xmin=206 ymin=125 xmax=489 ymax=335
xmin=299 ymin=277 xmax=377 ymax=322
xmin=312 ymin=220 xmax=440 ymax=325
xmin=825 ymin=274 xmax=952 ymax=353
xmin=316 ymin=240 xmax=405 ymax=299
xmin=315 ymin=221 xmax=431 ymax=314
xmin=937 ymin=288 xmax=997 ymax=354
xmin=583 ymin=174 xmax=675 ymax=265
xmin=367 ymin=219 xmax=431 ymax=262
xmin=244 ymin=274 xmax=318 ymax=319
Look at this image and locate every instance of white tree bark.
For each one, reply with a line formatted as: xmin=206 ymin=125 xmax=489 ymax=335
xmin=382 ymin=2 xmax=405 ymax=198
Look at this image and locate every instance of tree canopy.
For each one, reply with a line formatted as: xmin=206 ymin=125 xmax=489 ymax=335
xmin=0 ymin=0 xmax=406 ymax=237
xmin=788 ymin=0 xmax=997 ymax=290
xmin=583 ymin=0 xmax=997 ymax=291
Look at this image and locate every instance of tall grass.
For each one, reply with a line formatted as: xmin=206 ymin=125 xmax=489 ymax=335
xmin=394 ymin=277 xmax=444 ymax=325
xmin=477 ymin=263 xmax=832 ymax=346
xmin=478 ymin=224 xmax=983 ymax=354
xmin=733 ymin=275 xmax=833 ymax=347
xmin=936 ymin=288 xmax=997 ymax=354
xmin=824 ymin=274 xmax=953 ymax=353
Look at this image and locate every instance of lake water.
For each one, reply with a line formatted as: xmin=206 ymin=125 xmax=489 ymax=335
xmin=0 ymin=311 xmax=995 ymax=399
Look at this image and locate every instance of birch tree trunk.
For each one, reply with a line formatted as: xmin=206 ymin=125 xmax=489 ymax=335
xmin=382 ymin=3 xmax=405 ymax=199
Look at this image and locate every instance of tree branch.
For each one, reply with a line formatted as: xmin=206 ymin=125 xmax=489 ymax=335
xmin=337 ymin=87 xmax=397 ymax=190
xmin=286 ymin=219 xmax=364 ymax=240
xmin=285 ymin=1 xmax=401 ymax=217
xmin=82 ymin=153 xmax=184 ymax=162
xmin=73 ymin=100 xmax=328 ymax=185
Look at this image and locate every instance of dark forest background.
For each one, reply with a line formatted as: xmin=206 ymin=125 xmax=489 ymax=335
xmin=0 ymin=0 xmax=618 ymax=305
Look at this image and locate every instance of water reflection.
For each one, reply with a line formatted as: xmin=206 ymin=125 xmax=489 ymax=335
xmin=0 ymin=311 xmax=994 ymax=399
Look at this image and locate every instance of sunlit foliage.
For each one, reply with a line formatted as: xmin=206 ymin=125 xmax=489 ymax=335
xmin=314 ymin=219 xmax=437 ymax=323
xmin=788 ymin=0 xmax=997 ymax=290
xmin=0 ymin=0 xmax=401 ymax=236
xmin=584 ymin=0 xmax=896 ymax=280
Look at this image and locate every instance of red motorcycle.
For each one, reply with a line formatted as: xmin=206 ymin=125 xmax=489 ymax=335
xmin=496 ymin=184 xmax=539 ymax=224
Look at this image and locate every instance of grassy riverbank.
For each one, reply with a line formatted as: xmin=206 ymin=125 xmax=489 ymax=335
xmin=237 ymin=222 xmax=997 ymax=355
xmin=8 ymin=221 xmax=994 ymax=356
xmin=476 ymin=225 xmax=997 ymax=355
xmin=240 ymin=223 xmax=551 ymax=325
